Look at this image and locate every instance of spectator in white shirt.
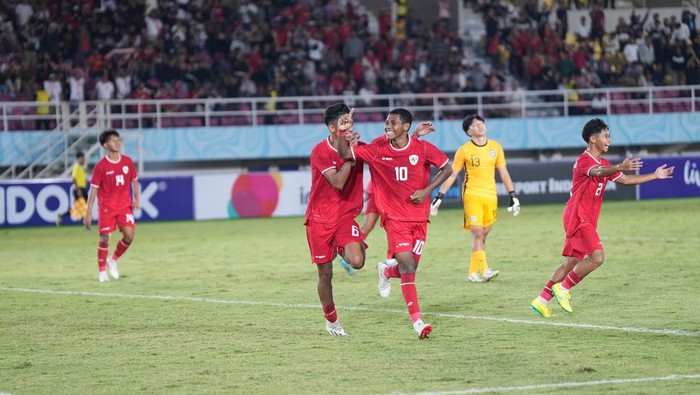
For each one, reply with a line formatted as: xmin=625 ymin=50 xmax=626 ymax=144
xmin=622 ymin=40 xmax=639 ymax=64
xmin=95 ymin=72 xmax=115 ymax=100
xmin=68 ymin=69 xmax=85 ymax=102
xmin=115 ymin=69 xmax=132 ymax=100
xmin=43 ymin=73 xmax=62 ymax=103
xmin=14 ymin=1 xmax=33 ymax=26
xmin=575 ymin=16 xmax=591 ymax=40
xmin=671 ymin=22 xmax=690 ymax=44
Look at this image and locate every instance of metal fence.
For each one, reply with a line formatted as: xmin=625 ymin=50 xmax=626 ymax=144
xmin=2 ymin=85 xmax=699 ymax=132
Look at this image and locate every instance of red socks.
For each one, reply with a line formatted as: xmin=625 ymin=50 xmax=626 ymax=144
xmin=323 ymin=302 xmax=338 ymax=323
xmin=384 ymin=264 xmax=401 ymax=279
xmin=561 ymin=270 xmax=582 ymax=291
xmin=539 ymin=280 xmax=555 ymax=301
xmin=112 ymin=238 xmax=131 ymax=260
xmin=97 ymin=241 xmax=109 ymax=271
xmin=400 ymin=273 xmax=422 ymax=323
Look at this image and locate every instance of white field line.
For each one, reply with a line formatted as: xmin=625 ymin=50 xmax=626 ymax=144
xmin=1 ymin=286 xmax=698 ymax=337
xmin=400 ymin=374 xmax=700 ymax=395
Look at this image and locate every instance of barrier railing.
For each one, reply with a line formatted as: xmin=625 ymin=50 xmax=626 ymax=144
xmin=1 ymin=85 xmax=698 ymax=132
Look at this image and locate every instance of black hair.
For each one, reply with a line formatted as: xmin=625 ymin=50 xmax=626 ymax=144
xmin=388 ymin=108 xmax=412 ymax=127
xmin=323 ymin=103 xmax=350 ymax=127
xmin=582 ymin=118 xmax=608 ymax=142
xmin=76 ymin=151 xmax=84 ymax=159
xmin=99 ymin=129 xmax=120 ymax=146
xmin=462 ymin=114 xmax=484 ymax=136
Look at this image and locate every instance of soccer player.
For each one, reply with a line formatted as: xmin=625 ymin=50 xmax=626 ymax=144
xmin=336 ymin=108 xmax=452 ymax=339
xmin=83 ymin=129 xmax=140 ymax=282
xmin=56 ymin=152 xmax=87 ymax=225
xmin=530 ymin=118 xmax=675 ymax=318
xmin=305 ymin=103 xmax=367 ymax=336
xmin=337 ymin=123 xmax=437 ymax=275
xmin=430 ymin=114 xmax=520 ymax=283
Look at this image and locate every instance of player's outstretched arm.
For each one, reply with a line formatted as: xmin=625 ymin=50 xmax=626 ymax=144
xmin=591 ymin=157 xmax=643 ymax=177
xmin=616 ymin=164 xmax=675 ymax=185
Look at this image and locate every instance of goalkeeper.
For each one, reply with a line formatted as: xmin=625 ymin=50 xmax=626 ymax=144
xmin=430 ymin=114 xmax=520 ymax=283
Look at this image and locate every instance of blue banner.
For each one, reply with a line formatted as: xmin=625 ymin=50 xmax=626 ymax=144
xmin=0 ymin=176 xmax=194 ymax=227
xmin=638 ymin=157 xmax=700 ymax=199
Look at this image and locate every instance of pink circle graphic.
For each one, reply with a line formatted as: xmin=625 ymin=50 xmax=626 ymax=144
xmin=230 ymin=174 xmax=280 ymax=217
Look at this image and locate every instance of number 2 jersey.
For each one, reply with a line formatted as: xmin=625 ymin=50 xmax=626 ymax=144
xmin=351 ymin=135 xmax=449 ymax=222
xmin=90 ymin=154 xmax=138 ymax=212
xmin=563 ymin=150 xmax=622 ymax=235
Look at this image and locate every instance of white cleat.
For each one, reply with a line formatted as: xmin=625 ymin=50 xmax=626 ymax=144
xmin=325 ymin=320 xmax=349 ymax=336
xmin=106 ymin=257 xmax=120 ymax=279
xmin=377 ymin=261 xmax=391 ymax=298
xmin=413 ymin=319 xmax=433 ymax=339
xmin=482 ymin=268 xmax=499 ymax=282
xmin=467 ymin=272 xmax=485 ymax=283
xmin=98 ymin=271 xmax=110 ymax=282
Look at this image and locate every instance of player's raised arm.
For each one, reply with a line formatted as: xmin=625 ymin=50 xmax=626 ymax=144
xmin=412 ymin=121 xmax=435 ymax=138
xmin=335 ymin=109 xmax=355 ymax=160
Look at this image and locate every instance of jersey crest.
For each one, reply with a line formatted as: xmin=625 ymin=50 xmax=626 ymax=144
xmin=123 ymin=166 xmax=129 ymax=174
xmin=489 ymin=149 xmax=497 ymax=157
xmin=409 ymin=154 xmax=419 ymax=166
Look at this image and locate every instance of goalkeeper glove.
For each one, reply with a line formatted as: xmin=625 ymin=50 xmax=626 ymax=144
xmin=507 ymin=191 xmax=520 ymax=216
xmin=430 ymin=192 xmax=444 ymax=216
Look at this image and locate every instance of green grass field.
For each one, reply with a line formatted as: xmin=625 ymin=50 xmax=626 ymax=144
xmin=1 ymin=199 xmax=699 ymax=394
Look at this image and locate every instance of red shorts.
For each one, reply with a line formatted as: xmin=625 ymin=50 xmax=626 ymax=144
xmin=562 ymin=224 xmax=602 ymax=259
xmin=98 ymin=207 xmax=135 ymax=235
xmin=383 ymin=219 xmax=428 ymax=263
xmin=305 ymin=218 xmax=364 ymax=264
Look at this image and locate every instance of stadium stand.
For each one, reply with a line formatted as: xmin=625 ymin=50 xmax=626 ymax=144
xmin=0 ymin=0 xmax=698 ymax=130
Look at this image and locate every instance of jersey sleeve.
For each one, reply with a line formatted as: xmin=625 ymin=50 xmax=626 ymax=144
xmin=351 ymin=142 xmax=377 ymax=163
xmin=494 ymin=141 xmax=506 ymax=167
xmin=451 ymin=146 xmax=466 ymax=172
xmin=90 ymin=162 xmax=103 ymax=188
xmin=310 ymin=145 xmax=335 ymax=175
xmin=424 ymin=141 xmax=449 ymax=169
xmin=577 ymin=155 xmax=598 ymax=178
xmin=128 ymin=157 xmax=138 ymax=181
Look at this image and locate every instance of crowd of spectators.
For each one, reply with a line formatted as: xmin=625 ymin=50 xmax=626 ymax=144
xmin=0 ymin=0 xmax=698 ymax=126
xmin=479 ymin=0 xmax=700 ymax=115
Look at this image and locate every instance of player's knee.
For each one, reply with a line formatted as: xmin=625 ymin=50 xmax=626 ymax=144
xmin=348 ymin=256 xmax=365 ymax=270
xmin=398 ymin=261 xmax=417 ymax=274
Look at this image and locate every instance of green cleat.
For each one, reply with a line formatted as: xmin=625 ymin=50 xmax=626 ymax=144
xmin=530 ymin=298 xmax=554 ymax=318
xmin=552 ymin=283 xmax=573 ymax=313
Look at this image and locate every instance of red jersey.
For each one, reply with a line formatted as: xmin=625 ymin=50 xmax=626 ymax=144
xmin=351 ymin=135 xmax=449 ymax=222
xmin=90 ymin=154 xmax=138 ymax=212
xmin=305 ymin=137 xmax=365 ymax=223
xmin=563 ymin=150 xmax=622 ymax=235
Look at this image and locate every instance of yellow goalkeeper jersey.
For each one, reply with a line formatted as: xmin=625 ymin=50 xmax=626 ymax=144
xmin=451 ymin=139 xmax=506 ymax=199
